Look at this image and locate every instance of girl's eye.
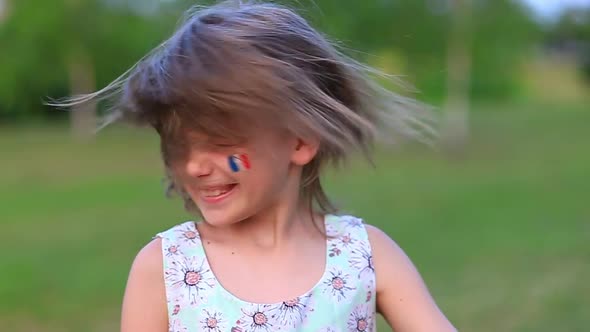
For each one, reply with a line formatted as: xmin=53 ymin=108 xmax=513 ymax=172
xmin=213 ymin=143 xmax=236 ymax=148
xmin=206 ymin=137 xmax=247 ymax=149
xmin=211 ymin=139 xmax=246 ymax=148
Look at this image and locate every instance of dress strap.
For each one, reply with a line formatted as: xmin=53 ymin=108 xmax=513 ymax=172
xmin=155 ymin=221 xmax=216 ymax=308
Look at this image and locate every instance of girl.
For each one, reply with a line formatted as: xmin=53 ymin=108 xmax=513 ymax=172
xmin=63 ymin=1 xmax=456 ymax=331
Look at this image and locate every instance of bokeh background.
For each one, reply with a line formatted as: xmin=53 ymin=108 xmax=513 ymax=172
xmin=1 ymin=0 xmax=589 ymax=331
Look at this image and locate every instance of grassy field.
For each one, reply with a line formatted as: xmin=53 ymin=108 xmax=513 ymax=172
xmin=1 ymin=103 xmax=588 ymax=331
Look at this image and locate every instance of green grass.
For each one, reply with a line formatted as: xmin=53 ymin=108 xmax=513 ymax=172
xmin=1 ymin=103 xmax=589 ymax=331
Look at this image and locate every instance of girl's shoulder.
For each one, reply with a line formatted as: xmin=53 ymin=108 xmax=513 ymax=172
xmin=325 ymin=214 xmax=371 ymax=240
xmin=123 ymin=221 xmax=200 ymax=283
xmin=328 ymin=214 xmax=394 ymax=244
xmin=120 ymin=238 xmax=168 ymax=331
xmin=154 ymin=220 xmax=198 ymax=240
xmin=354 ymin=221 xmax=458 ymax=331
xmin=152 ymin=220 xmax=203 ymax=260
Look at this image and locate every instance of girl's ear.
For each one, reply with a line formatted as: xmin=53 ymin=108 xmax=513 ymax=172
xmin=290 ymin=138 xmax=320 ymax=166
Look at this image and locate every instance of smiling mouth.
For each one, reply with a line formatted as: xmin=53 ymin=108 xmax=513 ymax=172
xmin=200 ymin=184 xmax=237 ymax=202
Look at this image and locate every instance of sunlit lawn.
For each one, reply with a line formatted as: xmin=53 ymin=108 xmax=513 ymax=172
xmin=1 ymin=103 xmax=588 ymax=331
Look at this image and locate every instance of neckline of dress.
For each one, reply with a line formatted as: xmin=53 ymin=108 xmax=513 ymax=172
xmin=186 ymin=214 xmax=335 ymax=306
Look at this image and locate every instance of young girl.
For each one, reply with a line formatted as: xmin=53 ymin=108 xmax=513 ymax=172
xmin=64 ymin=1 xmax=456 ymax=331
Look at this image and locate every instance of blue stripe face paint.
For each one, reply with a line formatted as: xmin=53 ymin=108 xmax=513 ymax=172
xmin=228 ymin=154 xmax=251 ymax=172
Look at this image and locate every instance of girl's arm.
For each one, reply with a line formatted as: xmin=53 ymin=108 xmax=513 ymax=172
xmin=367 ymin=225 xmax=457 ymax=332
xmin=120 ymin=238 xmax=168 ymax=332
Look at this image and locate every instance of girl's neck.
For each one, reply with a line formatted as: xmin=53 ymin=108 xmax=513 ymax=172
xmin=202 ymin=201 xmax=322 ymax=249
xmin=199 ymin=194 xmax=324 ymax=252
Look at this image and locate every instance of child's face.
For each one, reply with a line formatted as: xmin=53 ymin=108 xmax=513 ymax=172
xmin=171 ymin=128 xmax=317 ymax=226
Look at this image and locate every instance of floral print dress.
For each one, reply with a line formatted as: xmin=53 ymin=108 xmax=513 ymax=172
xmin=155 ymin=214 xmax=376 ymax=332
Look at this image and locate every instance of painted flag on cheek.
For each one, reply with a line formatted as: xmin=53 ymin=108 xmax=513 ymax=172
xmin=228 ymin=154 xmax=251 ymax=172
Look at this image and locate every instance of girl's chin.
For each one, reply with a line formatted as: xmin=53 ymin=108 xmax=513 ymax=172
xmin=199 ymin=209 xmax=248 ymax=227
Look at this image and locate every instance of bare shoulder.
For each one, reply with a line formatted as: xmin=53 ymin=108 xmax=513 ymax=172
xmin=364 ymin=224 xmax=416 ymax=292
xmin=131 ymin=237 xmax=165 ymax=276
xmin=364 ymin=224 xmax=457 ymax=332
xmin=121 ymin=237 xmax=168 ymax=332
xmin=365 ymin=223 xmax=400 ymax=257
xmin=364 ymin=224 xmax=410 ymax=277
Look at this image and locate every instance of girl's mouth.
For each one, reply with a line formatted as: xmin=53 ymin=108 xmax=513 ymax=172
xmin=200 ymin=184 xmax=237 ymax=203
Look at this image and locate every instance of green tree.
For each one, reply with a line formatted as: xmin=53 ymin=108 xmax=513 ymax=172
xmin=547 ymin=8 xmax=590 ymax=83
xmin=0 ymin=0 xmax=180 ymax=129
xmin=0 ymin=0 xmax=542 ymax=128
xmin=300 ymin=0 xmax=540 ymax=102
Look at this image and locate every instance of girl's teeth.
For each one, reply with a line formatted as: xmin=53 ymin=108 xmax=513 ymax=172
xmin=202 ymin=185 xmax=233 ymax=197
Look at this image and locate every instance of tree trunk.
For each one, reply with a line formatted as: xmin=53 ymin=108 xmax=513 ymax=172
xmin=67 ymin=49 xmax=97 ymax=139
xmin=0 ymin=0 xmax=10 ymax=22
xmin=441 ymin=0 xmax=472 ymax=156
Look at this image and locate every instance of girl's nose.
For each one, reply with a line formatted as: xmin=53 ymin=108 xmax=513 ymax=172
xmin=184 ymin=152 xmax=213 ymax=178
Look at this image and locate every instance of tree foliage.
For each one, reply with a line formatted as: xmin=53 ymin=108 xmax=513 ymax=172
xmin=0 ymin=0 xmax=548 ymax=122
xmin=546 ymin=7 xmax=590 ymax=82
xmin=0 ymin=0 xmax=181 ymax=121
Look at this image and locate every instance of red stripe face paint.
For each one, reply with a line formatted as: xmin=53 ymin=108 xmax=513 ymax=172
xmin=228 ymin=154 xmax=251 ymax=172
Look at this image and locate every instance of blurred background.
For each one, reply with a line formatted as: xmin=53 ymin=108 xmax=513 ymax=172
xmin=0 ymin=0 xmax=588 ymax=331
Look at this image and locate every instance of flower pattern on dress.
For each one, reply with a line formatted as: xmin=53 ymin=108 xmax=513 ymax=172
xmin=365 ymin=278 xmax=375 ymax=303
xmin=339 ymin=233 xmax=356 ymax=248
xmin=329 ymin=232 xmax=358 ymax=257
xmin=318 ymin=328 xmax=341 ymax=332
xmin=325 ymin=220 xmax=343 ymax=238
xmin=347 ymin=304 xmax=373 ymax=332
xmin=157 ymin=215 xmax=376 ymax=331
xmin=169 ymin=319 xmax=188 ymax=332
xmin=271 ymin=293 xmax=313 ymax=328
xmin=169 ymin=295 xmax=184 ymax=316
xmin=329 ymin=244 xmax=342 ymax=257
xmin=165 ymin=255 xmax=214 ymax=305
xmin=200 ymin=309 xmax=226 ymax=331
xmin=349 ymin=242 xmax=374 ymax=279
xmin=234 ymin=304 xmax=276 ymax=332
xmin=165 ymin=244 xmax=182 ymax=257
xmin=342 ymin=216 xmax=363 ymax=228
xmin=174 ymin=222 xmax=200 ymax=246
xmin=322 ymin=269 xmax=356 ymax=302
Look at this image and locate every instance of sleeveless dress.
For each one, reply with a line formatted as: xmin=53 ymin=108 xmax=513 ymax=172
xmin=155 ymin=214 xmax=376 ymax=332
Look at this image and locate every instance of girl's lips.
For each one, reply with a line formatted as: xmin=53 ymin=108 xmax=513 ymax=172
xmin=200 ymin=184 xmax=237 ymax=204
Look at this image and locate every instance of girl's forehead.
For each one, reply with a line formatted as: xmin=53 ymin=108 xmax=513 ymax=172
xmin=183 ymin=130 xmax=245 ymax=144
xmin=184 ymin=124 xmax=291 ymax=142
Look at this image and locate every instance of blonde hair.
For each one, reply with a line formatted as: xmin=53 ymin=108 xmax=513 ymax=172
xmin=54 ymin=0 xmax=435 ymax=215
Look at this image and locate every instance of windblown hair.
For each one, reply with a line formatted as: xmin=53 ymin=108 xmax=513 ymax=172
xmin=54 ymin=0 xmax=435 ymax=215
